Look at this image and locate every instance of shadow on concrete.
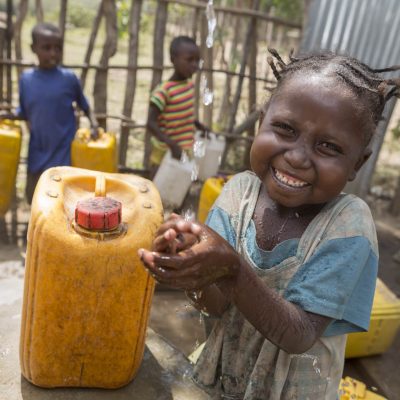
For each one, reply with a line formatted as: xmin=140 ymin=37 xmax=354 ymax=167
xmin=20 ymin=346 xmax=174 ymax=400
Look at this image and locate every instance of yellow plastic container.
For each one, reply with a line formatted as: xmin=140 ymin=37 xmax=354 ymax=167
xmin=197 ymin=176 xmax=231 ymax=223
xmin=20 ymin=166 xmax=163 ymax=388
xmin=71 ymin=128 xmax=118 ymax=173
xmin=0 ymin=120 xmax=22 ymax=216
xmin=345 ymin=278 xmax=400 ymax=358
xmin=339 ymin=377 xmax=386 ymax=399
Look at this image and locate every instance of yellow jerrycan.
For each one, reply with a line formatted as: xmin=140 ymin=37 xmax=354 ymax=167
xmin=20 ymin=166 xmax=163 ymax=388
xmin=71 ymin=128 xmax=118 ymax=173
xmin=197 ymin=175 xmax=231 ymax=223
xmin=0 ymin=120 xmax=22 ymax=216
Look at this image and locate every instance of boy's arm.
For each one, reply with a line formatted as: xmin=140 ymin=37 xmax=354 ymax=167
xmin=83 ymin=107 xmax=99 ymax=140
xmin=147 ymin=103 xmax=182 ymax=160
xmin=194 ymin=119 xmax=210 ymax=135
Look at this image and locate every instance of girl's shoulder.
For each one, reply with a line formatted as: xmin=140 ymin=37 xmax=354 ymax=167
xmin=322 ymin=193 xmax=378 ymax=252
xmin=213 ymin=171 xmax=260 ymax=216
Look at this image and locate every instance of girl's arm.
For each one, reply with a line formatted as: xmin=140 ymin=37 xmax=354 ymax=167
xmin=185 ymin=284 xmax=230 ymax=317
xmin=140 ymin=219 xmax=331 ymax=354
xmin=221 ymin=257 xmax=332 ymax=354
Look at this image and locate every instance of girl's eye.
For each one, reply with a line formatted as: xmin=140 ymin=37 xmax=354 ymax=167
xmin=317 ymin=142 xmax=343 ymax=156
xmin=272 ymin=122 xmax=295 ymax=136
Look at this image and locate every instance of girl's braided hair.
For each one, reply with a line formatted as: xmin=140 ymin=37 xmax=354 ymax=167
xmin=267 ymin=48 xmax=400 ymax=139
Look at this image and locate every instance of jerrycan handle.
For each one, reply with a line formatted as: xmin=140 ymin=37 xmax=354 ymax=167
xmin=95 ymin=174 xmax=106 ymax=197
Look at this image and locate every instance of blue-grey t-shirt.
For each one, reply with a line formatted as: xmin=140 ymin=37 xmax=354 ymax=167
xmin=206 ymin=206 xmax=378 ymax=336
xmin=17 ymin=66 xmax=90 ymax=173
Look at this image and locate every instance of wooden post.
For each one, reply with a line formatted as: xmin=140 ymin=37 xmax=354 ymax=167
xmin=93 ymin=0 xmax=117 ymax=130
xmin=244 ymin=20 xmax=258 ymax=169
xmin=222 ymin=0 xmax=260 ymax=168
xmin=192 ymin=7 xmax=199 ymax=42
xmin=35 ymin=0 xmax=44 ymax=23
xmin=59 ymin=0 xmax=68 ymax=46
xmin=216 ymin=12 xmax=240 ymax=130
xmin=0 ymin=216 xmax=9 ymax=244
xmin=119 ymin=0 xmax=143 ymax=166
xmin=0 ymin=22 xmax=5 ymax=104
xmin=227 ymin=0 xmax=260 ymax=133
xmin=143 ymin=0 xmax=168 ymax=169
xmin=6 ymin=0 xmax=13 ymax=105
xmin=13 ymin=0 xmax=28 ymax=79
xmin=390 ymin=175 xmax=400 ymax=216
xmin=80 ymin=0 xmax=104 ymax=90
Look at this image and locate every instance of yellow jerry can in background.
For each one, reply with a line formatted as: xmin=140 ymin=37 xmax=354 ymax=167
xmin=0 ymin=120 xmax=22 ymax=216
xmin=20 ymin=166 xmax=163 ymax=388
xmin=339 ymin=377 xmax=386 ymax=399
xmin=197 ymin=175 xmax=232 ymax=223
xmin=71 ymin=128 xmax=118 ymax=173
xmin=345 ymin=278 xmax=400 ymax=358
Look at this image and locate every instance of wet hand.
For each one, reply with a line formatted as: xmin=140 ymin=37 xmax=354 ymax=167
xmin=170 ymin=143 xmax=182 ymax=160
xmin=138 ymin=222 xmax=240 ymax=290
xmin=90 ymin=126 xmax=100 ymax=140
xmin=152 ymin=213 xmax=200 ymax=254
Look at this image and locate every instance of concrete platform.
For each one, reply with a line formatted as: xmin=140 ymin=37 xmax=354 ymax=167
xmin=0 ymin=277 xmax=209 ymax=400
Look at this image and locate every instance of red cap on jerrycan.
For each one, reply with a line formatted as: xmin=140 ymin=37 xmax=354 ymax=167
xmin=75 ymin=197 xmax=122 ymax=231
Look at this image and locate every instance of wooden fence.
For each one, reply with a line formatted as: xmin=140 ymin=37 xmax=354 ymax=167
xmin=0 ymin=0 xmax=303 ymax=244
xmin=1 ymin=0 xmax=302 ymax=170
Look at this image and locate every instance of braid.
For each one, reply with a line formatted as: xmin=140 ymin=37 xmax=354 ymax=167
xmin=267 ymin=48 xmax=400 ymax=133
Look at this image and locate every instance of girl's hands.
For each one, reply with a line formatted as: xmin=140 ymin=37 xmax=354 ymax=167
xmin=138 ymin=215 xmax=240 ymax=291
xmin=151 ymin=213 xmax=199 ymax=254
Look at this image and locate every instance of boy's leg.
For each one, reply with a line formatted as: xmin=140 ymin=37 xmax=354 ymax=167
xmin=25 ymin=171 xmax=42 ymax=205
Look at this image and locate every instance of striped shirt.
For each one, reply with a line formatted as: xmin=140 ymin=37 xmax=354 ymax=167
xmin=150 ymin=79 xmax=195 ymax=150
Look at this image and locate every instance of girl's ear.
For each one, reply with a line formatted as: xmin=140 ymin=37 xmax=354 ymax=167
xmin=348 ymin=148 xmax=372 ymax=181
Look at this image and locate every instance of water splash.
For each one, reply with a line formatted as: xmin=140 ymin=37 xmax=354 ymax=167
xmin=183 ymin=207 xmax=196 ymax=222
xmin=193 ymin=137 xmax=206 ymax=158
xmin=201 ymin=75 xmax=214 ymax=106
xmin=290 ymin=354 xmax=321 ymax=376
xmin=180 ymin=151 xmax=189 ymax=164
xmin=205 ymin=0 xmax=217 ymax=48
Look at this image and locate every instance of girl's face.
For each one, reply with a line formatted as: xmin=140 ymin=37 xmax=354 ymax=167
xmin=32 ymin=32 xmax=62 ymax=69
xmin=250 ymin=74 xmax=370 ymax=209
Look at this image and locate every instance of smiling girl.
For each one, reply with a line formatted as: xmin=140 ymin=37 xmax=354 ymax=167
xmin=139 ymin=50 xmax=400 ymax=399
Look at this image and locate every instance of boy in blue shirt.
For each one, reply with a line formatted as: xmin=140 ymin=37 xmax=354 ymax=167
xmin=1 ymin=22 xmax=98 ymax=204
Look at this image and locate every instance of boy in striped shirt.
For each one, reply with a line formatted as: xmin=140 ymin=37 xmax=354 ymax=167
xmin=147 ymin=36 xmax=207 ymax=168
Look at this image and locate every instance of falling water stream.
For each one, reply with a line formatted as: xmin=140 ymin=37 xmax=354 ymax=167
xmin=175 ymin=0 xmax=219 ymax=356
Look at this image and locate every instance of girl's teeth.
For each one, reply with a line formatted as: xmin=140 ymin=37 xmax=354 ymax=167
xmin=275 ymin=169 xmax=308 ymax=188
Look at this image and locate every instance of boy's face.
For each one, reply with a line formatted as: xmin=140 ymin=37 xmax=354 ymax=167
xmin=171 ymin=43 xmax=200 ymax=79
xmin=31 ymin=32 xmax=63 ymax=69
xmin=250 ymin=74 xmax=370 ymax=209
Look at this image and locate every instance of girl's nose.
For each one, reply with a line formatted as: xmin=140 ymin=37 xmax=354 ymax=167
xmin=283 ymin=145 xmax=312 ymax=169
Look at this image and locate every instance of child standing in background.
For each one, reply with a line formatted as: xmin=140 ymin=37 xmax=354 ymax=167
xmin=147 ymin=36 xmax=207 ymax=169
xmin=139 ymin=50 xmax=400 ymax=399
xmin=0 ymin=22 xmax=98 ymax=204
